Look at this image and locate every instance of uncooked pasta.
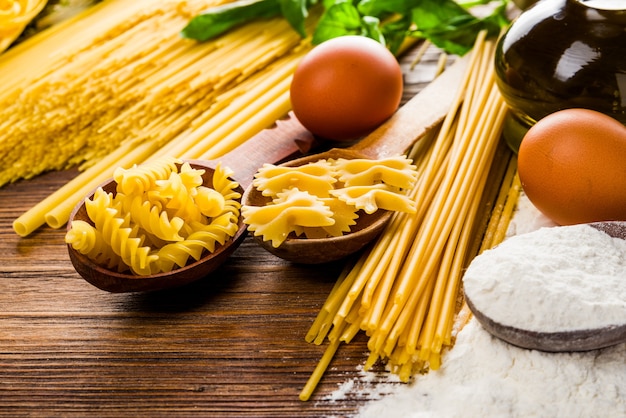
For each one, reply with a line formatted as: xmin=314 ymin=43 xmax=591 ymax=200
xmin=242 ymin=156 xmax=418 ymax=247
xmin=65 ymin=160 xmax=241 ymax=275
xmin=8 ymin=0 xmax=319 ymax=236
xmin=299 ymin=32 xmax=516 ymax=401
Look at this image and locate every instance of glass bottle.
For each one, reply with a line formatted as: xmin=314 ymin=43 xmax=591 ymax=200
xmin=495 ymin=0 xmax=626 ymax=152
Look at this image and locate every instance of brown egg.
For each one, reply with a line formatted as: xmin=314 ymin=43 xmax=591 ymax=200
xmin=289 ymin=35 xmax=403 ymax=141
xmin=518 ymin=108 xmax=626 ymax=225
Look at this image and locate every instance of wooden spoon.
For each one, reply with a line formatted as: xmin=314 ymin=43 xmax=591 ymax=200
xmin=243 ymin=55 xmax=470 ymax=264
xmin=465 ymin=221 xmax=626 ymax=352
xmin=67 ymin=112 xmax=317 ymax=293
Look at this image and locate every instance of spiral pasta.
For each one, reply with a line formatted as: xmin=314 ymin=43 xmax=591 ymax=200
xmin=65 ymin=219 xmax=127 ymax=272
xmin=155 ymin=165 xmax=241 ymax=271
xmin=122 ymin=194 xmax=186 ymax=242
xmin=84 ymin=187 xmax=157 ymax=275
xmin=113 ymin=156 xmax=181 ymax=196
xmin=65 ymin=159 xmax=241 ymax=275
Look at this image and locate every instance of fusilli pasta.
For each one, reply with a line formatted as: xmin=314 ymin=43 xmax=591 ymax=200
xmin=66 ymin=160 xmax=241 ymax=275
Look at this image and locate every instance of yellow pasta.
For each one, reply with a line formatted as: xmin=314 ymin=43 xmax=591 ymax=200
xmin=334 ymin=156 xmax=418 ymax=189
xmin=294 ymin=198 xmax=358 ymax=239
xmin=194 ymin=186 xmax=227 ymax=218
xmin=122 ymin=194 xmax=186 ymax=242
xmin=243 ymin=188 xmax=335 ymax=248
xmin=0 ymin=0 xmax=47 ymax=53
xmin=330 ymin=184 xmax=416 ymax=215
xmin=64 ymin=219 xmax=126 ymax=272
xmin=300 ymin=33 xmax=520 ymax=401
xmin=253 ymin=161 xmax=337 ymax=198
xmin=114 ymin=156 xmax=181 ymax=196
xmin=9 ymin=0 xmax=321 ymax=237
xmin=243 ymin=155 xmax=418 ymax=246
xmin=84 ymin=188 xmax=157 ymax=275
xmin=65 ymin=160 xmax=241 ymax=275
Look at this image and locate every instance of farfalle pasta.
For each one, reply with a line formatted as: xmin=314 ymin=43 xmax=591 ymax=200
xmin=242 ymin=188 xmax=334 ymax=248
xmin=253 ymin=160 xmax=337 ymax=198
xmin=331 ymin=184 xmax=417 ymax=214
xmin=334 ymin=156 xmax=418 ymax=189
xmin=243 ymin=155 xmax=418 ymax=247
xmin=66 ymin=160 xmax=241 ymax=276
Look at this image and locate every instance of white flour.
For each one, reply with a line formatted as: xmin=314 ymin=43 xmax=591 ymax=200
xmin=464 ymin=224 xmax=626 ymax=332
xmin=355 ymin=320 xmax=625 ymax=418
xmin=324 ymin=194 xmax=626 ymax=417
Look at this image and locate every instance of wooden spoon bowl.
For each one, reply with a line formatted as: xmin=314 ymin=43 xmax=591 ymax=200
xmin=66 ymin=112 xmax=317 ymax=292
xmin=67 ymin=162 xmax=248 ymax=293
xmin=243 ymin=150 xmax=394 ymax=264
xmin=243 ymin=56 xmax=469 ymax=264
xmin=465 ymin=220 xmax=626 ymax=352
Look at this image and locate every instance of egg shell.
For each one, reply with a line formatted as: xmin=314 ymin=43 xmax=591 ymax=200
xmin=289 ymin=35 xmax=403 ymax=141
xmin=518 ymin=108 xmax=626 ymax=225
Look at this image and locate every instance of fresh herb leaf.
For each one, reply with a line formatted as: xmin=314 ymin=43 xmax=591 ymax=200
xmin=311 ymin=1 xmax=366 ymax=44
xmin=279 ymin=0 xmax=312 ymax=38
xmin=182 ymin=0 xmax=511 ymax=56
xmin=181 ymin=0 xmax=282 ymax=41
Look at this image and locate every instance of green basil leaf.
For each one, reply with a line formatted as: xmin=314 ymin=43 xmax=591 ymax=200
xmin=312 ymin=1 xmax=364 ymax=44
xmin=181 ymin=0 xmax=282 ymax=41
xmin=361 ymin=15 xmax=385 ymax=45
xmin=381 ymin=15 xmax=413 ymax=55
xmin=279 ymin=0 xmax=310 ymax=37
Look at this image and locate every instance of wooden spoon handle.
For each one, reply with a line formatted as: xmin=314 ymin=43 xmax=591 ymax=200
xmin=349 ymin=54 xmax=470 ymax=159
xmin=202 ymin=112 xmax=317 ymax=189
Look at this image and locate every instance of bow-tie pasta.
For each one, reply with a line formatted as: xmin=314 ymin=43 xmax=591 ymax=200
xmin=242 ymin=189 xmax=335 ymax=248
xmin=253 ymin=160 xmax=337 ymax=198
xmin=243 ymin=155 xmax=418 ymax=247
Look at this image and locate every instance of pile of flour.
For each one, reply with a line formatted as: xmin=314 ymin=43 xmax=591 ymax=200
xmin=350 ymin=320 xmax=625 ymax=417
xmin=464 ymin=223 xmax=626 ymax=332
xmin=324 ymin=195 xmax=626 ymax=417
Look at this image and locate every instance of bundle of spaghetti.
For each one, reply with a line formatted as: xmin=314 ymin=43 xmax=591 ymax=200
xmin=10 ymin=1 xmax=320 ymax=236
xmin=0 ymin=0 xmax=315 ymax=186
xmin=300 ymin=33 xmax=513 ymax=401
xmin=0 ymin=0 xmax=47 ymax=53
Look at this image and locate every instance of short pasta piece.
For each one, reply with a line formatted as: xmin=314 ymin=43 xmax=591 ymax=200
xmin=293 ymin=198 xmax=359 ymax=239
xmin=242 ymin=155 xmax=418 ymax=247
xmin=65 ymin=219 xmax=127 ymax=272
xmin=334 ymin=156 xmax=418 ymax=189
xmin=253 ymin=161 xmax=337 ymax=198
xmin=242 ymin=188 xmax=335 ymax=248
xmin=65 ymin=159 xmax=241 ymax=276
xmin=122 ymin=194 xmax=186 ymax=242
xmin=331 ymin=184 xmax=417 ymax=214
xmin=84 ymin=188 xmax=158 ymax=275
xmin=114 ymin=156 xmax=181 ymax=196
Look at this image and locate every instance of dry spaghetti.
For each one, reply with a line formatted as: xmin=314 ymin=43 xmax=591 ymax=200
xmin=300 ymin=32 xmax=518 ymax=401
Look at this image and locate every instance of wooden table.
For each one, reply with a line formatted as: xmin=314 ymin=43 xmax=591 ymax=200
xmin=0 ymin=46 xmax=445 ymax=416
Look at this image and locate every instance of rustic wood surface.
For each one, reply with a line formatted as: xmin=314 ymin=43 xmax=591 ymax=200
xmin=0 ymin=44 xmax=450 ymax=416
